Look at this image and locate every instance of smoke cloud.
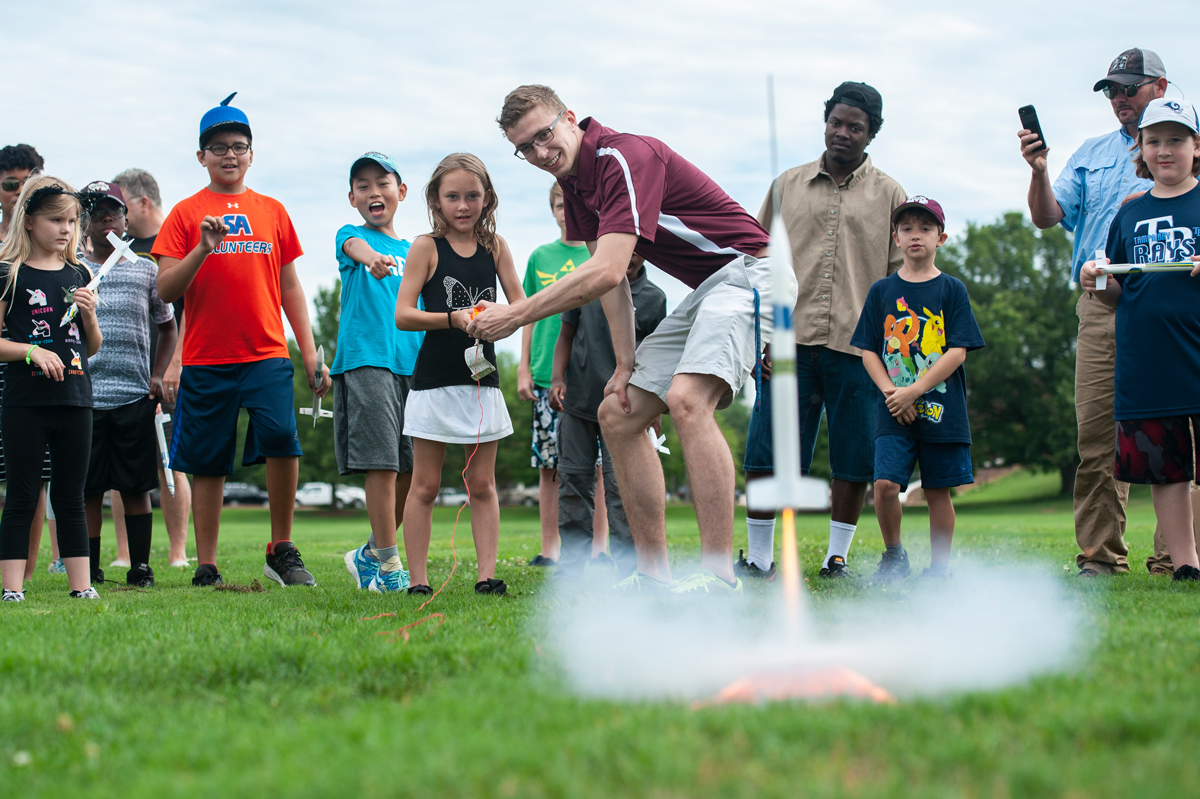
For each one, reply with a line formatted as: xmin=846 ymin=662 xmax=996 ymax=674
xmin=543 ymin=562 xmax=1086 ymax=702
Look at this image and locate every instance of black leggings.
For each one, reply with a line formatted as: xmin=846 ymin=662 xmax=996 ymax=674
xmin=0 ymin=405 xmax=92 ymax=560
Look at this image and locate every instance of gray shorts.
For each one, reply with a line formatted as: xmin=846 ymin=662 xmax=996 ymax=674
xmin=333 ymin=366 xmax=414 ymax=475
xmin=629 ymin=254 xmax=798 ymax=410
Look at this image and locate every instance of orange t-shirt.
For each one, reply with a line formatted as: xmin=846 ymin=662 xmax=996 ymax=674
xmin=153 ymin=187 xmax=303 ymax=365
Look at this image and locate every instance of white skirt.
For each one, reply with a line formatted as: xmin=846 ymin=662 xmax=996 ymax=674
xmin=403 ymin=385 xmax=514 ymax=444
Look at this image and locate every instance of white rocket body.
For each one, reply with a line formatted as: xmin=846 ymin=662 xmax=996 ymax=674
xmin=746 ymin=212 xmax=806 ymax=512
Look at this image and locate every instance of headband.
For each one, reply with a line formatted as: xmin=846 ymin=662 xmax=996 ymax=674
xmin=23 ymin=184 xmax=79 ymax=216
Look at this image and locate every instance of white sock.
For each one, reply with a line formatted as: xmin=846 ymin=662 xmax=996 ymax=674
xmin=746 ymin=517 xmax=776 ymax=569
xmin=824 ymin=521 xmax=857 ymax=568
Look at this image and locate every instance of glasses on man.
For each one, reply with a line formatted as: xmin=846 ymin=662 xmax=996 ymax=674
xmin=93 ymin=206 xmax=126 ymax=221
xmin=202 ymin=143 xmax=251 ymax=156
xmin=1 ymin=177 xmax=24 ymax=192
xmin=1102 ymin=80 xmax=1154 ymax=100
xmin=514 ymin=111 xmax=566 ymax=160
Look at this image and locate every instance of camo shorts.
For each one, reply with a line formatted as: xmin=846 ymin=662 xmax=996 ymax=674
xmin=530 ymin=386 xmax=559 ymax=470
xmin=1115 ymin=416 xmax=1200 ymax=484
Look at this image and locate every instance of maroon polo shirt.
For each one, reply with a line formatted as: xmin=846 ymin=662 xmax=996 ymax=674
xmin=559 ymin=118 xmax=770 ymax=289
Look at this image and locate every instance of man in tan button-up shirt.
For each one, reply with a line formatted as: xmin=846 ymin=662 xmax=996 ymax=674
xmin=738 ymin=82 xmax=906 ymax=582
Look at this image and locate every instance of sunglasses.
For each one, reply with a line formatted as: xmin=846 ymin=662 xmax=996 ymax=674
xmin=1 ymin=178 xmax=23 ymax=192
xmin=1102 ymin=80 xmax=1154 ymax=100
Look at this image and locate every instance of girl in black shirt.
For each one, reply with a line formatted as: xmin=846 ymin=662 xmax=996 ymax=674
xmin=395 ymin=153 xmax=524 ymax=596
xmin=0 ymin=176 xmax=101 ymax=601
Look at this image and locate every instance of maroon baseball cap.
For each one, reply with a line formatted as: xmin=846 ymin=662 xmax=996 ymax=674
xmin=81 ymin=180 xmax=127 ymax=209
xmin=891 ymin=196 xmax=945 ymax=229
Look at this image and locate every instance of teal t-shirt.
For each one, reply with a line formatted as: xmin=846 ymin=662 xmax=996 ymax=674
xmin=523 ymin=239 xmax=589 ymax=387
xmin=331 ymin=224 xmax=423 ymax=376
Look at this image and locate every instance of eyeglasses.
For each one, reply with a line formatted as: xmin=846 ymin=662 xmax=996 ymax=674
xmin=93 ymin=206 xmax=125 ymax=221
xmin=202 ymin=143 xmax=251 ymax=156
xmin=1103 ymin=80 xmax=1155 ymax=100
xmin=1 ymin=177 xmax=24 ymax=192
xmin=513 ymin=110 xmax=566 ymax=160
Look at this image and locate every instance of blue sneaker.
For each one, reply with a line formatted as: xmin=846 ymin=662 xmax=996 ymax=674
xmin=47 ymin=558 xmax=65 ymax=574
xmin=369 ymin=566 xmax=411 ymax=593
xmin=344 ymin=545 xmax=379 ymax=590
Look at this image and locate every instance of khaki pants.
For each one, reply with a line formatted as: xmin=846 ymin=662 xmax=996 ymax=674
xmin=1074 ymin=293 xmax=1173 ymax=573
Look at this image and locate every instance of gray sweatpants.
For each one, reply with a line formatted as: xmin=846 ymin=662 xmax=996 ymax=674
xmin=557 ymin=411 xmax=636 ymax=579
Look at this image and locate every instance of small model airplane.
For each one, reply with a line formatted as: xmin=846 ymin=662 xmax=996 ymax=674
xmin=1093 ymin=248 xmax=1197 ymax=291
xmin=154 ymin=407 xmax=175 ymax=496
xmin=61 ymin=232 xmax=136 ymax=327
xmin=299 ymin=345 xmax=333 ymax=427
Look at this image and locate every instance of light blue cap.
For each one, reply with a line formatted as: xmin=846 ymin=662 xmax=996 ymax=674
xmin=199 ymin=92 xmax=251 ymax=147
xmin=350 ymin=151 xmax=401 ymax=185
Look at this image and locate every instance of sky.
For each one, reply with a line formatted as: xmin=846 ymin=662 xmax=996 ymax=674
xmin=7 ymin=1 xmax=1198 ymax=357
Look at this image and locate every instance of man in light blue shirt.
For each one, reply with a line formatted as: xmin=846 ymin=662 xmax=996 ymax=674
xmin=1018 ymin=47 xmax=1170 ymax=577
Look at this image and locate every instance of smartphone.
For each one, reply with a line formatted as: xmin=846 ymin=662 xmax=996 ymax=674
xmin=1019 ymin=105 xmax=1047 ymax=152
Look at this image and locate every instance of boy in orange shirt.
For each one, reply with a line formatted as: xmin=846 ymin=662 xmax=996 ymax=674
xmin=154 ymin=93 xmax=330 ymax=587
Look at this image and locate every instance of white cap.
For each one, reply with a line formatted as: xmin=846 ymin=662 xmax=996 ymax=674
xmin=1139 ymin=98 xmax=1200 ymax=134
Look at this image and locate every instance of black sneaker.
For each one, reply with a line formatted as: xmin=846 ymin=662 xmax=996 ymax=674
xmin=264 ymin=541 xmax=316 ymax=587
xmin=870 ymin=548 xmax=911 ymax=584
xmin=527 ymin=554 xmax=557 ymax=567
xmin=407 ymin=584 xmax=433 ymax=596
xmin=734 ymin=549 xmax=777 ymax=581
xmin=91 ymin=566 xmax=106 ymax=585
xmin=1173 ymin=564 xmax=1200 ymax=582
xmin=919 ymin=566 xmax=951 ymax=580
xmin=126 ymin=563 xmax=155 ymax=588
xmin=192 ymin=563 xmax=223 ymax=587
xmin=475 ymin=578 xmax=507 ymax=595
xmin=818 ymin=555 xmax=851 ymax=579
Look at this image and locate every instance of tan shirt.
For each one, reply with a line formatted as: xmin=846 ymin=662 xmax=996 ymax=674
xmin=758 ymin=153 xmax=906 ymax=356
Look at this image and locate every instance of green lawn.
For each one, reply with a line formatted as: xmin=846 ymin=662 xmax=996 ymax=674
xmin=1 ymin=475 xmax=1198 ymax=798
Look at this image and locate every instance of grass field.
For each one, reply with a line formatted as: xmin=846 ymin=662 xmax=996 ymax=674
xmin=1 ymin=475 xmax=1198 ymax=798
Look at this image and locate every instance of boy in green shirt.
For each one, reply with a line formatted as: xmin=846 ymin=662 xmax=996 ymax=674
xmin=519 ymin=183 xmax=590 ymax=566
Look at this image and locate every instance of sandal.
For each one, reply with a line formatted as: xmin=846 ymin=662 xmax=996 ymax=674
xmin=407 ymin=584 xmax=433 ymax=596
xmin=475 ymin=578 xmax=507 ymax=595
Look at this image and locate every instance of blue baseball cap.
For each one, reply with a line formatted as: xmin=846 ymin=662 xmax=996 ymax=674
xmin=350 ymin=151 xmax=401 ymax=186
xmin=199 ymin=92 xmax=251 ymax=148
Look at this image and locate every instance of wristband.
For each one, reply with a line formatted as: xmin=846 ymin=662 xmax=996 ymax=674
xmin=447 ymin=311 xmax=453 ymax=330
xmin=25 ymin=344 xmax=38 ymax=365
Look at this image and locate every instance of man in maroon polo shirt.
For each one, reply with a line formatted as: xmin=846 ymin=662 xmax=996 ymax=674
xmin=469 ymin=84 xmax=797 ymax=592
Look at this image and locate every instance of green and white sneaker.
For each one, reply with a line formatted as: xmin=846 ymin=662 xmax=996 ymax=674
xmin=47 ymin=558 xmax=65 ymax=574
xmin=369 ymin=566 xmax=411 ymax=593
xmin=613 ymin=572 xmax=670 ymax=592
xmin=669 ymin=571 xmax=743 ymax=594
xmin=344 ymin=545 xmax=379 ymax=590
xmin=2 ymin=589 xmax=25 ymax=602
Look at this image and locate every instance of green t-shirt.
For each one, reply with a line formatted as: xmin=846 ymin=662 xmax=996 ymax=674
xmin=523 ymin=239 xmax=590 ymax=387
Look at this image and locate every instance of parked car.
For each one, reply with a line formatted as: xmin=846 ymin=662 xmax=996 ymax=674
xmin=436 ymin=487 xmax=469 ymax=507
xmin=223 ymin=482 xmax=269 ymax=506
xmin=294 ymin=482 xmax=366 ymax=509
xmin=498 ymin=484 xmax=539 ymax=506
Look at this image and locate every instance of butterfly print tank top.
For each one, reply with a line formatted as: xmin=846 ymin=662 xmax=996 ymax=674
xmin=412 ymin=236 xmax=500 ymax=391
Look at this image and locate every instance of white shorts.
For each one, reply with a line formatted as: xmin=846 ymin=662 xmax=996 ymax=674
xmin=403 ymin=385 xmax=514 ymax=444
xmin=629 ymin=254 xmax=798 ymax=409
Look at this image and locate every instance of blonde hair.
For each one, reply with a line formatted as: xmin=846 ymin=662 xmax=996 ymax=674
xmin=424 ymin=153 xmax=500 ymax=257
xmin=549 ymin=181 xmax=563 ymax=208
xmin=0 ymin=175 xmax=86 ymax=305
xmin=497 ymin=85 xmax=566 ymax=132
xmin=1133 ymin=127 xmax=1200 ymax=180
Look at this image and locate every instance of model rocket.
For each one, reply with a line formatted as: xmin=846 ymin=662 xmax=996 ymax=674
xmin=299 ymin=345 xmax=333 ymax=427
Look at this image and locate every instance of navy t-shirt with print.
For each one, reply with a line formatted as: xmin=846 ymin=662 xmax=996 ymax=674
xmin=0 ymin=261 xmax=94 ymax=408
xmin=850 ymin=272 xmax=984 ymax=443
xmin=1106 ymin=182 xmax=1200 ymax=419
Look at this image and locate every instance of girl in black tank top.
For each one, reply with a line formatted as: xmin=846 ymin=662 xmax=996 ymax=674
xmin=412 ymin=237 xmax=500 ymax=390
xmin=394 ymin=154 xmax=525 ymax=596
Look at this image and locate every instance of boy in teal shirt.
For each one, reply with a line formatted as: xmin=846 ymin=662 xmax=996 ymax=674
xmin=337 ymin=152 xmax=424 ymax=593
xmin=519 ymin=182 xmax=591 ymax=566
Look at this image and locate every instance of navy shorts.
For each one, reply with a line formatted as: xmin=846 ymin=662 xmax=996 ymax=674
xmin=743 ymin=345 xmax=876 ymax=482
xmin=170 ymin=358 xmax=302 ymax=476
xmin=873 ymin=434 xmax=973 ymax=493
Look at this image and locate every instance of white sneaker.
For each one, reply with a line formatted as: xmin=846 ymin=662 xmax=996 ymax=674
xmin=109 ymin=559 xmax=131 ymax=568
xmin=169 ymin=558 xmax=191 ymax=568
xmin=2 ymin=589 xmax=25 ymax=602
xmin=69 ymin=587 xmax=101 ymax=599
